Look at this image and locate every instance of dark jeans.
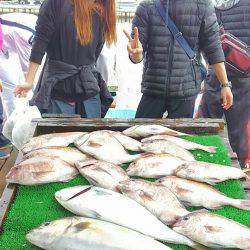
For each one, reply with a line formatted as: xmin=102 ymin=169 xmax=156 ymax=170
xmin=198 ymin=84 xmax=250 ymax=166
xmin=136 ymin=94 xmax=196 ymax=119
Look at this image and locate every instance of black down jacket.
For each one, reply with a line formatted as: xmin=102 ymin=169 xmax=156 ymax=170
xmin=207 ymin=0 xmax=250 ymax=90
xmin=132 ymin=0 xmax=225 ymax=99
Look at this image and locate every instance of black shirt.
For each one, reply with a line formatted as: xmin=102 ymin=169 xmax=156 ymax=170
xmin=30 ymin=0 xmax=105 ymax=101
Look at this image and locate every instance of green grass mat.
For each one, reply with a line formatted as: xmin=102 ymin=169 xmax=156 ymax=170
xmin=0 ymin=135 xmax=249 ymax=250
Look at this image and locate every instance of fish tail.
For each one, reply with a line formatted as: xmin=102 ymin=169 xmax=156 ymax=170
xmin=202 ymin=146 xmax=217 ymax=154
xmin=229 ymin=199 xmax=250 ymax=211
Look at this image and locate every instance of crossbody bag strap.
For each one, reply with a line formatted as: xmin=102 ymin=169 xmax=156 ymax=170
xmin=155 ymin=0 xmax=196 ymax=60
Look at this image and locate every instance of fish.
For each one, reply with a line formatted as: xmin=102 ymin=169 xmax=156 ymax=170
xmin=141 ymin=135 xmax=216 ymax=154
xmin=23 ymin=146 xmax=90 ymax=166
xmin=174 ymin=161 xmax=248 ymax=185
xmin=55 ymin=186 xmax=200 ymax=248
xmin=158 ymin=176 xmax=250 ymax=210
xmin=141 ymin=140 xmax=196 ymax=161
xmin=6 ymin=157 xmax=78 ymax=185
xmin=123 ymin=125 xmax=188 ymax=138
xmin=173 ymin=211 xmax=250 ymax=249
xmin=75 ymin=131 xmax=141 ymax=165
xmin=22 ymin=132 xmax=86 ymax=155
xmin=126 ymin=153 xmax=185 ymax=178
xmin=26 ymin=217 xmax=172 ymax=250
xmin=118 ymin=179 xmax=189 ymax=225
xmin=75 ymin=159 xmax=129 ymax=191
xmin=108 ymin=131 xmax=142 ymax=152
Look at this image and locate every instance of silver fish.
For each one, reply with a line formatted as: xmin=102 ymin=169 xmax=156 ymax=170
xmin=76 ymin=159 xmax=129 ymax=191
xmin=174 ymin=161 xmax=248 ymax=185
xmin=142 ymin=135 xmax=216 ymax=153
xmin=23 ymin=146 xmax=90 ymax=166
xmin=118 ymin=179 xmax=189 ymax=225
xmin=141 ymin=140 xmax=195 ymax=161
xmin=26 ymin=217 xmax=172 ymax=250
xmin=6 ymin=157 xmax=78 ymax=185
xmin=22 ymin=132 xmax=86 ymax=154
xmin=75 ymin=131 xmax=141 ymax=165
xmin=123 ymin=125 xmax=188 ymax=138
xmin=55 ymin=186 xmax=200 ymax=248
xmin=108 ymin=131 xmax=142 ymax=152
xmin=158 ymin=176 xmax=250 ymax=210
xmin=173 ymin=211 xmax=250 ymax=249
xmin=126 ymin=154 xmax=185 ymax=178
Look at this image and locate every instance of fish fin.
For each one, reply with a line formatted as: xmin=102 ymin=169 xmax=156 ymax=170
xmin=75 ymin=159 xmax=98 ymax=169
xmin=67 ymin=187 xmax=92 ymax=201
xmin=73 ymin=222 xmax=92 ymax=232
xmin=230 ymin=199 xmax=250 ymax=211
xmin=202 ymin=146 xmax=217 ymax=154
xmin=205 ymin=177 xmax=221 ymax=185
xmin=87 ymin=141 xmax=103 ymax=148
xmin=204 ymin=225 xmax=224 ymax=233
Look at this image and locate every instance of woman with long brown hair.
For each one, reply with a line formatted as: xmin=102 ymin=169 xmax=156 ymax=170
xmin=14 ymin=0 xmax=117 ymax=117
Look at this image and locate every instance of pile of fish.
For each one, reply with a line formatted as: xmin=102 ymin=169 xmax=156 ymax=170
xmin=5 ymin=125 xmax=250 ymax=249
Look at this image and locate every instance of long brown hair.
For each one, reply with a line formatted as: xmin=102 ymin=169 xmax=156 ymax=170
xmin=73 ymin=0 xmax=117 ymax=46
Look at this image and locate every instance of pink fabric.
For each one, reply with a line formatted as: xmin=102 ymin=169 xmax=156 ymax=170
xmin=0 ymin=22 xmax=3 ymax=50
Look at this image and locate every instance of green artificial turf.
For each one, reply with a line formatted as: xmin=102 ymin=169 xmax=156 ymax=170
xmin=0 ymin=135 xmax=249 ymax=250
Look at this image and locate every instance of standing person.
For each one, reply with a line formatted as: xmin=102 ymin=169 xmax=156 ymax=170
xmin=124 ymin=0 xmax=233 ymax=119
xmin=14 ymin=0 xmax=116 ymax=118
xmin=198 ymin=0 xmax=250 ymax=170
xmin=0 ymin=13 xmax=36 ymax=118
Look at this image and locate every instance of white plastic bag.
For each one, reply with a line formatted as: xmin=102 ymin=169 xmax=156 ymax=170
xmin=2 ymin=98 xmax=29 ymax=141
xmin=12 ymin=105 xmax=41 ymax=150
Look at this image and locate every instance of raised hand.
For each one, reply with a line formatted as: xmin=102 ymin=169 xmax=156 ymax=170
xmin=124 ymin=27 xmax=143 ymax=63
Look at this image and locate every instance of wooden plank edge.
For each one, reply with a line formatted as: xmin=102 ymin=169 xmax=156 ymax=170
xmin=0 ymin=184 xmax=17 ymax=232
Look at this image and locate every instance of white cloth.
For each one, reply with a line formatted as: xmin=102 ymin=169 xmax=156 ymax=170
xmin=0 ymin=13 xmax=37 ymax=118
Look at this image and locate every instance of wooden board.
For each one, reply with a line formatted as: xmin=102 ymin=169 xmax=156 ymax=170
xmin=0 ymin=118 xmax=225 ymax=229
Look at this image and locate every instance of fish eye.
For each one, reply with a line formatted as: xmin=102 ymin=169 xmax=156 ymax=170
xmin=43 ymin=222 xmax=51 ymax=226
xmin=183 ymin=217 xmax=189 ymax=221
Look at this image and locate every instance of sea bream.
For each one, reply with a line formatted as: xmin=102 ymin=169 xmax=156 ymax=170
xmin=126 ymin=154 xmax=185 ymax=178
xmin=123 ymin=125 xmax=188 ymax=138
xmin=75 ymin=131 xmax=141 ymax=165
xmin=108 ymin=131 xmax=142 ymax=152
xmin=158 ymin=176 xmax=250 ymax=210
xmin=141 ymin=135 xmax=216 ymax=153
xmin=6 ymin=157 xmax=78 ymax=185
xmin=22 ymin=132 xmax=86 ymax=154
xmin=174 ymin=161 xmax=248 ymax=185
xmin=141 ymin=140 xmax=196 ymax=161
xmin=75 ymin=159 xmax=129 ymax=191
xmin=118 ymin=179 xmax=189 ymax=225
xmin=55 ymin=186 xmax=200 ymax=248
xmin=173 ymin=211 xmax=250 ymax=249
xmin=26 ymin=217 xmax=172 ymax=250
xmin=23 ymin=146 xmax=90 ymax=166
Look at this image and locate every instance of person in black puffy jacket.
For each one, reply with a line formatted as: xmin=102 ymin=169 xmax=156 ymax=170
xmin=124 ymin=0 xmax=233 ymax=119
xmin=198 ymin=0 xmax=250 ymax=170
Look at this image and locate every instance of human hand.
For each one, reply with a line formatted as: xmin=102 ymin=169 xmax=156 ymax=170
xmin=14 ymin=82 xmax=33 ymax=97
xmin=221 ymin=87 xmax=233 ymax=110
xmin=123 ymin=27 xmax=143 ymax=63
xmin=0 ymin=80 xmax=3 ymax=92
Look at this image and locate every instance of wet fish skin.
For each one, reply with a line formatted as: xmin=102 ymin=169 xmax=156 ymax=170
xmin=173 ymin=211 xmax=250 ymax=249
xmin=6 ymin=157 xmax=78 ymax=185
xmin=142 ymin=135 xmax=216 ymax=154
xmin=141 ymin=140 xmax=195 ymax=162
xmin=22 ymin=132 xmax=86 ymax=155
xmin=174 ymin=161 xmax=248 ymax=185
xmin=158 ymin=176 xmax=250 ymax=211
xmin=118 ymin=179 xmax=189 ymax=225
xmin=126 ymin=153 xmax=185 ymax=178
xmin=26 ymin=217 xmax=172 ymax=250
xmin=23 ymin=146 xmax=90 ymax=166
xmin=123 ymin=125 xmax=188 ymax=138
xmin=75 ymin=131 xmax=141 ymax=165
xmin=55 ymin=186 xmax=199 ymax=247
xmin=75 ymin=159 xmax=129 ymax=191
